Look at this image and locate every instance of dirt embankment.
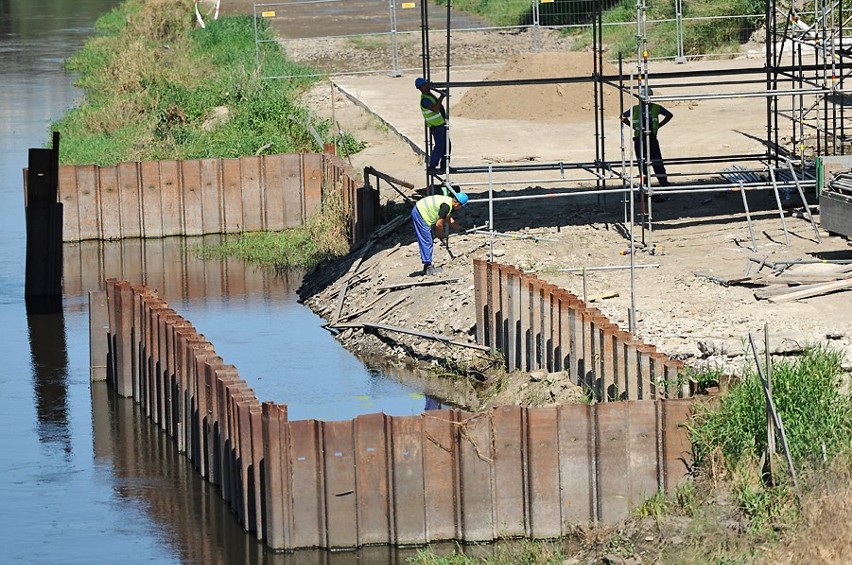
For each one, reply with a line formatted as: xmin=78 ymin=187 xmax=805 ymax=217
xmin=295 ymin=34 xmax=852 ymax=410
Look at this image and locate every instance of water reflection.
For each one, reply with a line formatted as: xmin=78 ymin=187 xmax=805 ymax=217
xmin=26 ymin=304 xmax=70 ymax=454
xmin=92 ymin=380 xmax=426 ymax=563
xmin=64 ymin=237 xmax=477 ymax=419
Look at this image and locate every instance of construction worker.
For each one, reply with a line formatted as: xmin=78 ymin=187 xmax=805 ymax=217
xmin=411 ymin=190 xmax=468 ymax=276
xmin=622 ymin=87 xmax=673 ymax=193
xmin=415 ymin=77 xmax=448 ymax=175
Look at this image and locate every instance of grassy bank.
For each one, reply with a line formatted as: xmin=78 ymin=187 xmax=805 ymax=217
xmin=52 ymin=0 xmax=361 ymax=165
xmin=53 ymin=0 xmax=359 ymax=268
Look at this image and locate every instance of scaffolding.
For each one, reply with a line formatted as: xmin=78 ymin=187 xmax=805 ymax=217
xmin=418 ymin=0 xmax=852 ymax=232
xmin=417 ymin=0 xmax=852 ymax=331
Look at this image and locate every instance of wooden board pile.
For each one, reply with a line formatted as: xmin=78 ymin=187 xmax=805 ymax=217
xmin=696 ymin=259 xmax=852 ymax=303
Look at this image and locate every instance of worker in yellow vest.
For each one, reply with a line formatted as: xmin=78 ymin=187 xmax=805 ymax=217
xmin=411 ymin=190 xmax=468 ymax=276
xmin=415 ymin=77 xmax=448 ymax=175
xmin=622 ymin=87 xmax=673 ymax=193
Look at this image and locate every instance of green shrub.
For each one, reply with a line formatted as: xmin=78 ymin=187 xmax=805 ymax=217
xmin=691 ymin=344 xmax=852 ymax=468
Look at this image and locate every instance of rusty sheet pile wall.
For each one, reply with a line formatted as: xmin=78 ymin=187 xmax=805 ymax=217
xmin=473 ymin=259 xmax=689 ymax=401
xmin=101 ymin=279 xmax=694 ymax=551
xmin=39 ymin=153 xmax=377 ymax=247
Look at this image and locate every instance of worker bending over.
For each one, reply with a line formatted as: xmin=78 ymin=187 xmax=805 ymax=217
xmin=411 ymin=190 xmax=468 ymax=276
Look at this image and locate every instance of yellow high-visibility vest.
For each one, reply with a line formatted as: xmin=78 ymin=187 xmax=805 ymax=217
xmin=420 ymin=93 xmax=446 ymax=127
xmin=416 ymin=195 xmax=454 ymax=225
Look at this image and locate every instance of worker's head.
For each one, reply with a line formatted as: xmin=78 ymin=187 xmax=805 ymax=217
xmin=642 ymin=87 xmax=654 ymax=97
xmin=453 ymin=191 xmax=469 ymax=207
xmin=415 ymin=77 xmax=429 ymax=90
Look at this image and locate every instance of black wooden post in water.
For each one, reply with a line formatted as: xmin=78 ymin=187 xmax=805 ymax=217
xmin=25 ymin=131 xmax=63 ymax=305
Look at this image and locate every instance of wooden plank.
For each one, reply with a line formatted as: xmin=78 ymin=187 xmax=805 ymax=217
xmin=330 ymin=322 xmax=491 ymax=351
xmin=376 ymin=277 xmax=461 ymax=291
xmin=767 ymin=277 xmax=852 ymax=303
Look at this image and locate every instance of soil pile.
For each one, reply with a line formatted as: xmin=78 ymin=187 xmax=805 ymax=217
xmin=453 ymin=52 xmax=623 ymax=122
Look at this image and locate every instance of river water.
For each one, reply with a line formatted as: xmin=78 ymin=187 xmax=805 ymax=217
xmin=0 ymin=2 xmax=446 ymax=562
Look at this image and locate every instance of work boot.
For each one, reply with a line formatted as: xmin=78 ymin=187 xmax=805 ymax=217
xmin=423 ymin=264 xmax=442 ymax=276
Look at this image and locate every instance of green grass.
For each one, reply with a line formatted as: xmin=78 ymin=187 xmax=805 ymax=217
xmin=438 ymin=0 xmax=763 ymax=60
xmin=409 ymin=540 xmax=565 ymax=564
xmin=689 ymin=344 xmax=852 ymax=536
xmin=51 ymin=0 xmax=355 ymax=165
xmin=691 ymin=344 xmax=852 ymax=468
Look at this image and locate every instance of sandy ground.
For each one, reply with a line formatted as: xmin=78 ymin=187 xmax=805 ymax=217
xmin=287 ymin=31 xmax=852 ymax=407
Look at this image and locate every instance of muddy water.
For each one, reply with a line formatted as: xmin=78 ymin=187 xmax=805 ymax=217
xmin=0 ymin=2 xmax=460 ymax=561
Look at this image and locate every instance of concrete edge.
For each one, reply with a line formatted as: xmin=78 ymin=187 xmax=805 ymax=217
xmin=332 ymin=80 xmax=426 ymax=160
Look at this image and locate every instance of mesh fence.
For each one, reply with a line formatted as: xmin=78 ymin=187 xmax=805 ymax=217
xmin=256 ymin=0 xmax=767 ymax=78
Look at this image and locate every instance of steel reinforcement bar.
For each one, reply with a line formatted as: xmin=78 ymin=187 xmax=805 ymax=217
xmin=98 ymin=278 xmax=693 ymax=551
xmin=473 ymin=259 xmax=689 ymax=401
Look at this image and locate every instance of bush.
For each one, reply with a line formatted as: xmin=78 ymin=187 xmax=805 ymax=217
xmin=691 ymin=344 xmax=852 ymax=468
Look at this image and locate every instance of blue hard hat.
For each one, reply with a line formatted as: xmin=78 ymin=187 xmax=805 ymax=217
xmin=455 ymin=192 xmax=468 ymax=206
xmin=415 ymin=77 xmax=428 ymax=89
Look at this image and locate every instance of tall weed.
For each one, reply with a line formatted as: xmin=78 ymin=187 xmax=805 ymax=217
xmin=691 ymin=344 xmax=851 ymax=468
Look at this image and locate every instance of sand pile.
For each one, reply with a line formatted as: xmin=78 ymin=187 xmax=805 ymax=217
xmin=452 ymin=52 xmax=623 ymax=123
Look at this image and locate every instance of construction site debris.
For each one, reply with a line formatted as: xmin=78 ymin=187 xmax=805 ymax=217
xmin=330 ymin=321 xmax=490 ymax=352
xmin=378 ymin=278 xmax=462 ymax=292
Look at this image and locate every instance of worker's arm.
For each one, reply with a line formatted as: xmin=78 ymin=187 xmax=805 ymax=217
xmin=423 ymin=92 xmax=445 ymax=113
xmin=657 ymin=106 xmax=673 ymax=128
xmin=433 ymin=202 xmax=453 ymax=238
